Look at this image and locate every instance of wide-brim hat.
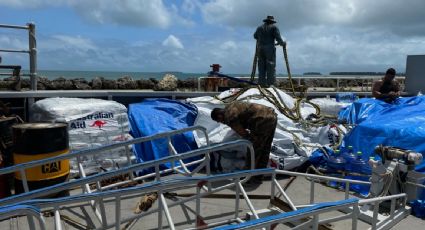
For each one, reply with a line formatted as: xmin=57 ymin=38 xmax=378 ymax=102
xmin=263 ymin=15 xmax=276 ymax=23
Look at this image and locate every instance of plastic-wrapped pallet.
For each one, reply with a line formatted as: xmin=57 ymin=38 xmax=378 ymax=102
xmin=30 ymin=98 xmax=133 ymax=177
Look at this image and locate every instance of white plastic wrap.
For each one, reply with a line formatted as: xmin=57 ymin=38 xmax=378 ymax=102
xmin=187 ymin=88 xmax=348 ymax=171
xmin=31 ymin=98 xmax=133 ymax=177
xmin=309 ymin=98 xmax=351 ymax=117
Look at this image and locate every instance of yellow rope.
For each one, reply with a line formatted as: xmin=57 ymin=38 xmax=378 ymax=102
xmin=214 ymin=85 xmax=344 ymax=148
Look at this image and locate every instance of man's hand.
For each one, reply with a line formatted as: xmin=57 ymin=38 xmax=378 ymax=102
xmin=230 ymin=124 xmax=250 ymax=138
xmin=388 ymin=91 xmax=398 ymax=98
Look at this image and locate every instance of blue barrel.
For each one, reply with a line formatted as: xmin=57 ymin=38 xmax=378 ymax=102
xmin=345 ymin=151 xmax=371 ymax=196
xmin=350 ymin=151 xmax=371 ymax=175
xmin=342 ymin=146 xmax=356 ymax=171
xmin=327 ymin=150 xmax=346 ymax=172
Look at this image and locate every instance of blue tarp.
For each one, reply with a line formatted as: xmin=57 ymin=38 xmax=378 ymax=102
xmin=128 ymin=98 xmax=199 ymax=170
xmin=338 ymin=96 xmax=425 ymax=171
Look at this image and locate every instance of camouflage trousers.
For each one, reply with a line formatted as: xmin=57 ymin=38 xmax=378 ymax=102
xmin=246 ymin=112 xmax=278 ymax=169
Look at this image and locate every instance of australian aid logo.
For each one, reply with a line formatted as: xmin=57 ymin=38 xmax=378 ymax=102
xmin=69 ymin=112 xmax=114 ymax=130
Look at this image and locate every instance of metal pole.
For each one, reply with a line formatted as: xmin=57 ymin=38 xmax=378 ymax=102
xmin=0 ymin=24 xmax=29 ymax=30
xmin=250 ymin=41 xmax=258 ymax=82
xmin=310 ymin=180 xmax=315 ymax=204
xmin=115 ymin=196 xmax=122 ymax=230
xmin=336 ymin=78 xmax=340 ymax=92
xmin=235 ymin=179 xmax=240 ymax=219
xmin=28 ymin=22 xmax=37 ymax=91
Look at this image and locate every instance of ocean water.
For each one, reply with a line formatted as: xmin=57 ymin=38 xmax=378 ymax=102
xmin=22 ymin=70 xmax=300 ymax=80
xmin=34 ymin=70 xmax=206 ymax=80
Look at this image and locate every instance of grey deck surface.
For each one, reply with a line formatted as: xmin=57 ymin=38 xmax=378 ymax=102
xmin=1 ymin=175 xmax=423 ymax=229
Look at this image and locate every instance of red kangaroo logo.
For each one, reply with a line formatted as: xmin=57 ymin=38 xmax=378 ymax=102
xmin=90 ymin=120 xmax=107 ymax=129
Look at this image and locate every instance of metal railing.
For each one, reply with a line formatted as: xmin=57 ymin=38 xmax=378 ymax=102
xmin=0 ymin=139 xmax=256 ymax=206
xmin=0 ymin=169 xmax=409 ymax=230
xmin=274 ymin=170 xmax=409 ymax=230
xmin=0 ymin=139 xmax=255 ymax=229
xmin=0 ymin=23 xmax=37 ymax=90
xmin=198 ymin=75 xmax=406 ymax=93
xmin=0 ymin=126 xmax=217 ymax=202
xmin=2 ymin=169 xmax=268 ymax=230
xmin=0 ymin=205 xmax=45 ymax=230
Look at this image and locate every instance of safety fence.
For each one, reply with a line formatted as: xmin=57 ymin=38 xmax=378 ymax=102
xmin=198 ymin=75 xmax=406 ymax=93
xmin=0 ymin=126 xmax=218 ymax=201
xmin=0 ymin=168 xmax=409 ymax=230
xmin=0 ymin=23 xmax=37 ymax=90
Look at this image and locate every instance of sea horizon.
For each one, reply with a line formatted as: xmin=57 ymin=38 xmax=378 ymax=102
xmin=7 ymin=69 xmax=396 ymax=81
xmin=24 ymin=69 xmax=302 ymax=80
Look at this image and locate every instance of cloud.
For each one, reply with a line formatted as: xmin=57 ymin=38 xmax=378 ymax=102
xmin=46 ymin=35 xmax=97 ymax=51
xmin=200 ymin=0 xmax=425 ymax=35
xmin=0 ymin=0 xmax=192 ymax=28
xmin=70 ymin=0 xmax=172 ymax=28
xmin=162 ymin=35 xmax=184 ymax=49
xmin=1 ymin=0 xmax=424 ymax=74
xmin=0 ymin=0 xmax=67 ymax=8
xmin=181 ymin=0 xmax=198 ymax=14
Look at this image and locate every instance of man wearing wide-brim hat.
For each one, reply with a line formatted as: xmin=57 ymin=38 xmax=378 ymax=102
xmin=254 ymin=15 xmax=286 ymax=87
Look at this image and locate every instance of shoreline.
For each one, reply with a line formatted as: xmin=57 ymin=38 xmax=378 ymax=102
xmin=0 ymin=74 xmax=404 ymax=92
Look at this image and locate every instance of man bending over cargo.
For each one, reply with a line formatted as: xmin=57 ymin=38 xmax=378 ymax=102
xmin=211 ymin=101 xmax=278 ymax=182
xmin=372 ymin=68 xmax=400 ymax=103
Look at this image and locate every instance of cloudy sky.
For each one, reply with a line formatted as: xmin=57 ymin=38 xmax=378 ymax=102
xmin=0 ymin=0 xmax=424 ymax=74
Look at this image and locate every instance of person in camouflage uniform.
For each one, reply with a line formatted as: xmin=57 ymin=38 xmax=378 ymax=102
xmin=254 ymin=15 xmax=286 ymax=87
xmin=210 ymin=101 xmax=278 ymax=171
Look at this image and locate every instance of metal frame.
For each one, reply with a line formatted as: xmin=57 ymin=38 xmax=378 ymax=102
xmin=0 ymin=137 xmax=255 ymax=229
xmin=0 ymin=205 xmax=46 ymax=230
xmin=5 ymin=169 xmax=271 ymax=230
xmin=273 ymin=170 xmax=410 ymax=230
xmin=198 ymin=76 xmax=406 ymax=92
xmin=0 ymin=23 xmax=37 ymax=90
xmin=0 ymin=138 xmax=255 ymax=205
xmin=1 ymin=169 xmax=409 ymax=230
xmin=0 ymin=126 xmax=210 ymax=196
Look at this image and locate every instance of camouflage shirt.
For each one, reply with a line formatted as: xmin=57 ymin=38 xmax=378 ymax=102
xmin=223 ymin=101 xmax=276 ymax=133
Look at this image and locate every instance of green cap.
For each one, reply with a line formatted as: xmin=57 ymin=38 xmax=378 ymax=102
xmin=335 ymin=150 xmax=340 ymax=154
xmin=348 ymin=146 xmax=353 ymax=149
xmin=357 ymin=151 xmax=362 ymax=155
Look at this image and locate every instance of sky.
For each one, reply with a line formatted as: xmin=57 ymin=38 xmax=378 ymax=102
xmin=0 ymin=0 xmax=425 ymax=74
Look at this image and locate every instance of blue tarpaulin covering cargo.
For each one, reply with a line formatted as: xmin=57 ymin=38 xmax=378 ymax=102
xmin=338 ymin=96 xmax=425 ymax=171
xmin=128 ymin=98 xmax=199 ymax=170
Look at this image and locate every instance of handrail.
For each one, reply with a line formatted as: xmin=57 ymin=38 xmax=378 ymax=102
xmin=0 ymin=125 xmax=207 ymax=175
xmin=0 ymin=205 xmax=46 ymax=230
xmin=0 ymin=139 xmax=254 ymax=206
xmin=0 ymin=169 xmax=409 ymax=230
xmin=0 ymin=125 xmax=212 ymax=206
xmin=0 ymin=24 xmax=30 ymax=30
xmin=3 ymin=169 xmax=270 ymax=230
xmin=197 ymin=75 xmax=406 ymax=92
xmin=0 ymin=22 xmax=37 ymax=90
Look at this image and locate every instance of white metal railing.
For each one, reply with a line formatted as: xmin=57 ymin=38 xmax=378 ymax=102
xmin=0 ymin=23 xmax=37 ymax=90
xmin=0 ymin=126 xmax=210 ymax=197
xmin=1 ymin=169 xmax=270 ymax=230
xmin=198 ymin=75 xmax=406 ymax=93
xmin=274 ymin=170 xmax=409 ymax=230
xmin=0 ymin=138 xmax=255 ymax=229
xmin=0 ymin=205 xmax=46 ymax=230
xmin=0 ymin=169 xmax=409 ymax=230
xmin=0 ymin=138 xmax=255 ymax=206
